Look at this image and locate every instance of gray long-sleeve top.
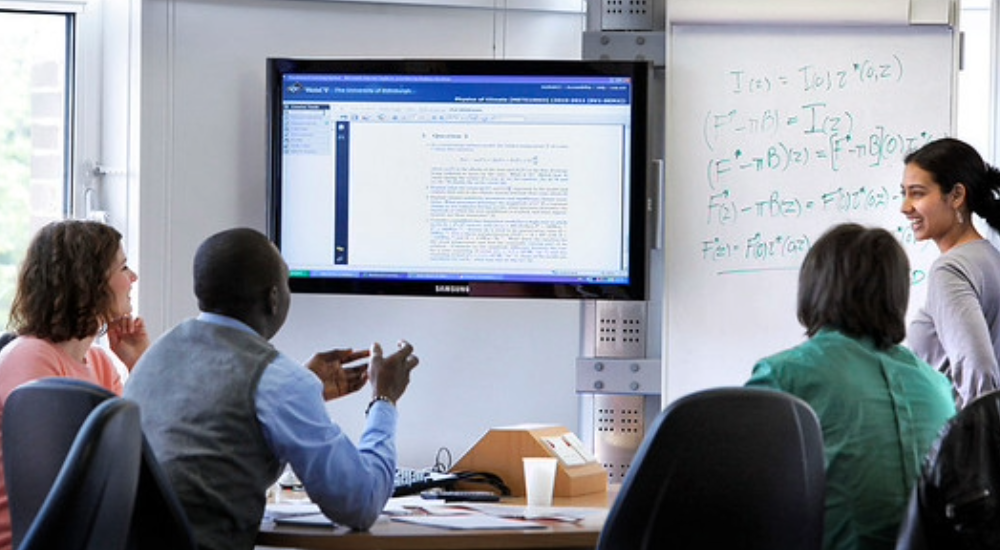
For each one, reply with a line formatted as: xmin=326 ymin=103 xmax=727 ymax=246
xmin=909 ymin=239 xmax=1000 ymax=409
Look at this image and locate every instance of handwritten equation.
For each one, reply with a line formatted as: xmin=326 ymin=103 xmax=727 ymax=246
xmin=699 ymin=224 xmax=928 ymax=285
xmin=689 ymin=53 xmax=944 ymax=284
xmin=705 ymin=185 xmax=894 ymax=225
xmin=727 ymin=55 xmax=904 ymax=95
xmin=704 ymin=105 xmax=934 ymax=182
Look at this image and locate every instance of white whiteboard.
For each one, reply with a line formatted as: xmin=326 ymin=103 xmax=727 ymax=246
xmin=664 ymin=25 xmax=955 ymax=401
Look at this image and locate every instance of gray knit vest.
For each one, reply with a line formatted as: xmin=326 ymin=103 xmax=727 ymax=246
xmin=124 ymin=319 xmax=281 ymax=550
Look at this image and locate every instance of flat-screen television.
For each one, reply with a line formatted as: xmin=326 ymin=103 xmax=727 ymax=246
xmin=267 ymin=58 xmax=651 ymax=299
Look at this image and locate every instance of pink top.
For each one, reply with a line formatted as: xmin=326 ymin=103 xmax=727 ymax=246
xmin=0 ymin=336 xmax=123 ymax=550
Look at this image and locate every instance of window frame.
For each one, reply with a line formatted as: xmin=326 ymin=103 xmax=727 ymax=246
xmin=992 ymin=0 xmax=1000 ymax=163
xmin=3 ymin=0 xmax=102 ymax=221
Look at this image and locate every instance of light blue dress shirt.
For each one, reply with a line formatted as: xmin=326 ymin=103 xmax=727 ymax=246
xmin=197 ymin=313 xmax=397 ymax=528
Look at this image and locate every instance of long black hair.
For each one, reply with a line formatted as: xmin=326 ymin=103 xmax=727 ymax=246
xmin=905 ymin=137 xmax=1000 ymax=230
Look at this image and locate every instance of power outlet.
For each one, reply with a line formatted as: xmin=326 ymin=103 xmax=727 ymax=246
xmin=594 ymin=301 xmax=646 ymax=358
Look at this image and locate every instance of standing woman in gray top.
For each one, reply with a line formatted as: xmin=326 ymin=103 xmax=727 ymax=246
xmin=901 ymin=137 xmax=1000 ymax=409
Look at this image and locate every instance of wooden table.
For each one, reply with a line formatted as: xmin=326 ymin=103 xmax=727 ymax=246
xmin=256 ymin=490 xmax=614 ymax=550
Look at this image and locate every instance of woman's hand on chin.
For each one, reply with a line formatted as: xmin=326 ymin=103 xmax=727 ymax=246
xmin=107 ymin=314 xmax=150 ymax=370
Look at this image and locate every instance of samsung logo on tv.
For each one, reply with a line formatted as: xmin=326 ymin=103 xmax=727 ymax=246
xmin=435 ymin=284 xmax=470 ymax=295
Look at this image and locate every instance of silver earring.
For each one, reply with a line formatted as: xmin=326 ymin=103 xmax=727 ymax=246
xmin=956 ymin=209 xmax=965 ymax=225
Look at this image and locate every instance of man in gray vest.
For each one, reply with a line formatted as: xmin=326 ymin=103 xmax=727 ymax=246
xmin=125 ymin=227 xmax=418 ymax=550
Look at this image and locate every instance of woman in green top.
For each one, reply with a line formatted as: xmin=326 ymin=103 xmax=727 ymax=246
xmin=746 ymin=223 xmax=955 ymax=550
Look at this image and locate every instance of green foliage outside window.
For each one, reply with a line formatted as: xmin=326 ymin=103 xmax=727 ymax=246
xmin=0 ymin=24 xmax=32 ymax=326
xmin=0 ymin=13 xmax=65 ymax=328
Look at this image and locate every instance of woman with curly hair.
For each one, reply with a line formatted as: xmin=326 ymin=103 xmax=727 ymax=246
xmin=0 ymin=219 xmax=148 ymax=550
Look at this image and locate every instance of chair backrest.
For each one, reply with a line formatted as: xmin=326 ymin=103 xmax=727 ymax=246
xmin=0 ymin=333 xmax=16 ymax=352
xmin=896 ymin=389 xmax=1000 ymax=550
xmin=127 ymin=438 xmax=198 ymax=550
xmin=3 ymin=378 xmax=118 ymax=548
xmin=3 ymin=377 xmax=197 ymax=550
xmin=597 ymin=387 xmax=826 ymax=550
xmin=17 ymin=397 xmax=143 ymax=550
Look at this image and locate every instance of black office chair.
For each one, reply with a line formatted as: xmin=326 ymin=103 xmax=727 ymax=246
xmin=13 ymin=396 xmax=142 ymax=550
xmin=3 ymin=378 xmax=119 ymax=548
xmin=127 ymin=437 xmax=198 ymax=550
xmin=896 ymin=389 xmax=1000 ymax=550
xmin=0 ymin=332 xmax=16 ymax=352
xmin=596 ymin=387 xmax=826 ymax=550
xmin=3 ymin=378 xmax=197 ymax=550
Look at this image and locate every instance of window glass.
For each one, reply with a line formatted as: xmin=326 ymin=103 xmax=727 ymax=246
xmin=0 ymin=11 xmax=70 ymax=325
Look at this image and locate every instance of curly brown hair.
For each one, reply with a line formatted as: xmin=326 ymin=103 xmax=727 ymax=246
xmin=7 ymin=220 xmax=123 ymax=342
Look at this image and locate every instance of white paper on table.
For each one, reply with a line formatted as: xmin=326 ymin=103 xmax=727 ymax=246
xmin=392 ymin=514 xmax=546 ymax=530
xmin=273 ymin=513 xmax=335 ymax=527
xmin=263 ymin=502 xmax=321 ymax=521
xmin=460 ymin=503 xmax=601 ymax=523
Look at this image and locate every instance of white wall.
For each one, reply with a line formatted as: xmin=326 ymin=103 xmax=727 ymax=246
xmin=137 ymin=0 xmax=588 ymax=466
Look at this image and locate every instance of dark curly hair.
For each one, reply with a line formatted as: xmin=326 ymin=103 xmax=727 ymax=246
xmin=7 ymin=220 xmax=123 ymax=342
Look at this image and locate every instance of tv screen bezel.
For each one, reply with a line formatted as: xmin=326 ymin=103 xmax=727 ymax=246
xmin=267 ymin=57 xmax=651 ymax=300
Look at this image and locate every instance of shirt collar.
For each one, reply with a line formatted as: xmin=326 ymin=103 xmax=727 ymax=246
xmin=815 ymin=327 xmax=878 ymax=350
xmin=197 ymin=312 xmax=257 ymax=336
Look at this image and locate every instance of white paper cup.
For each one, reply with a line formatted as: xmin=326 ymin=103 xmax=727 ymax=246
xmin=523 ymin=457 xmax=558 ymax=507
